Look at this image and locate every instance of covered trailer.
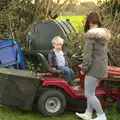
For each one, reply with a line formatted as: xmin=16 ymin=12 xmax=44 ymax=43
xmin=25 ymin=19 xmax=76 ymax=56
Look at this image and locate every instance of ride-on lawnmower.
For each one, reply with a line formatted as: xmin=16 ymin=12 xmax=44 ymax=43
xmin=0 ymin=39 xmax=120 ymax=117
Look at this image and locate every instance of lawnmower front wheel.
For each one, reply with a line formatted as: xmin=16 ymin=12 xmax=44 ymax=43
xmin=116 ymin=102 xmax=120 ymax=113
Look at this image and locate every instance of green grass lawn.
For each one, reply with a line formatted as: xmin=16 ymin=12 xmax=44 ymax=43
xmin=57 ymin=16 xmax=85 ymax=32
xmin=0 ymin=104 xmax=120 ymax=120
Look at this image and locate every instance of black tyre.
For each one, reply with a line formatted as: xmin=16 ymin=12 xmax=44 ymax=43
xmin=37 ymin=89 xmax=66 ymax=117
xmin=116 ymin=102 xmax=120 ymax=113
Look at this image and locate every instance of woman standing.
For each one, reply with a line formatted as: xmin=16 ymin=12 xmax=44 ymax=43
xmin=76 ymin=12 xmax=111 ymax=120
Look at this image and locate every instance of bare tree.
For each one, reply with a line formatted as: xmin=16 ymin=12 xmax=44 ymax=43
xmin=0 ymin=0 xmax=78 ymax=41
xmin=33 ymin=0 xmax=78 ymax=20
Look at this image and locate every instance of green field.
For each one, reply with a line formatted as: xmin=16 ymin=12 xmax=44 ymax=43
xmin=58 ymin=16 xmax=85 ymax=32
xmin=0 ymin=104 xmax=120 ymax=120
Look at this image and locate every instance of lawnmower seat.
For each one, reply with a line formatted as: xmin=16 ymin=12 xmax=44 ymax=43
xmin=37 ymin=53 xmax=62 ymax=75
xmin=0 ymin=40 xmax=25 ymax=69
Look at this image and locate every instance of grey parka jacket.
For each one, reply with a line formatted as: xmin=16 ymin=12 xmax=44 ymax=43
xmin=82 ymin=28 xmax=111 ymax=78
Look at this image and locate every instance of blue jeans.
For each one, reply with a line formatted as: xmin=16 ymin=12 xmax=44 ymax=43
xmin=58 ymin=66 xmax=74 ymax=82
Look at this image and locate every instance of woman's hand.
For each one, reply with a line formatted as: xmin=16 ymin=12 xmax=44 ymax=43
xmin=81 ymin=71 xmax=84 ymax=75
xmin=53 ymin=68 xmax=56 ymax=70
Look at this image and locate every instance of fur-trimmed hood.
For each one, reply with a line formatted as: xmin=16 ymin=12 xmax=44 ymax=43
xmin=84 ymin=28 xmax=111 ymax=44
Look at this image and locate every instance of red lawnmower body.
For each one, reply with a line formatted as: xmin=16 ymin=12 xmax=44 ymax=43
xmin=40 ymin=65 xmax=120 ymax=111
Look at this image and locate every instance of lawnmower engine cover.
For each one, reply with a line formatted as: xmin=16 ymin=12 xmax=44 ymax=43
xmin=108 ymin=66 xmax=120 ymax=79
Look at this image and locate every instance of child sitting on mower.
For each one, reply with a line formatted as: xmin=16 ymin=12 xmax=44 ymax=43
xmin=48 ymin=36 xmax=76 ymax=86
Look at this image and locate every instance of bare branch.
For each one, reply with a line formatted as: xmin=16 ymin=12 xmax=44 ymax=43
xmin=52 ymin=0 xmax=69 ymax=17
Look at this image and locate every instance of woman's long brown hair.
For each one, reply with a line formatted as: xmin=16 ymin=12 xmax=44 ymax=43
xmin=84 ymin=11 xmax=102 ymax=33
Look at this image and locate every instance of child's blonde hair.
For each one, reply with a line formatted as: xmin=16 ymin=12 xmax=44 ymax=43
xmin=51 ymin=36 xmax=64 ymax=45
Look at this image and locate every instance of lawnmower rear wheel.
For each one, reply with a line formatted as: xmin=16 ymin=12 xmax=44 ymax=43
xmin=37 ymin=89 xmax=66 ymax=117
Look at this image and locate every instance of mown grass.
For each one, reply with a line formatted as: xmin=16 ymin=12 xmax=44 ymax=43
xmin=57 ymin=16 xmax=85 ymax=32
xmin=0 ymin=104 xmax=120 ymax=120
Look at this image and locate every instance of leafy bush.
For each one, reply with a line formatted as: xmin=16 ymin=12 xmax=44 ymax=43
xmin=99 ymin=0 xmax=120 ymax=66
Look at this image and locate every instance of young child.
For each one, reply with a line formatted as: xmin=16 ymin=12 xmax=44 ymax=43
xmin=48 ymin=36 xmax=75 ymax=86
